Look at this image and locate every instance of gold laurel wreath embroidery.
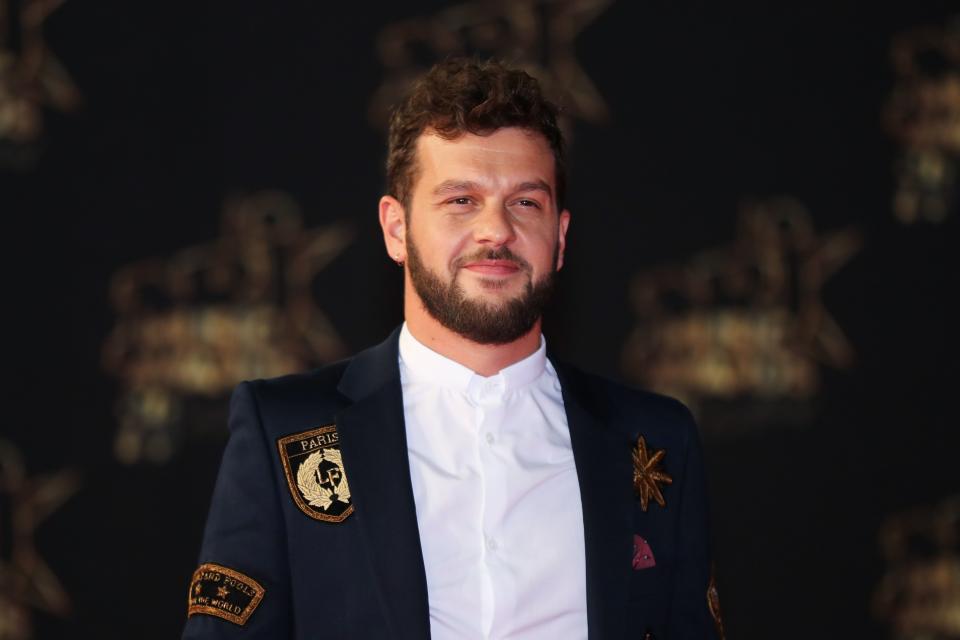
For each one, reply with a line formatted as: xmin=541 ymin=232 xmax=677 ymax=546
xmin=295 ymin=449 xmax=350 ymax=511
xmin=296 ymin=451 xmax=332 ymax=509
xmin=322 ymin=448 xmax=351 ymax=504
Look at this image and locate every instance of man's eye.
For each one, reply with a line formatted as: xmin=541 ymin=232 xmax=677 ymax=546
xmin=449 ymin=197 xmax=472 ymax=206
xmin=516 ymin=199 xmax=541 ymax=208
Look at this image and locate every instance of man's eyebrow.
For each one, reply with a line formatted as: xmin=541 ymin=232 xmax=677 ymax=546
xmin=431 ymin=179 xmax=554 ymax=197
xmin=512 ymin=180 xmax=553 ymax=196
xmin=432 ymin=180 xmax=481 ymax=195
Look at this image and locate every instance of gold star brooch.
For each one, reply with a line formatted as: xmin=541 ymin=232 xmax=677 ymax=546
xmin=632 ymin=435 xmax=673 ymax=511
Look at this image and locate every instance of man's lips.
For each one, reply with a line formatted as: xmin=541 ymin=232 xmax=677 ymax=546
xmin=461 ymin=259 xmax=521 ymax=276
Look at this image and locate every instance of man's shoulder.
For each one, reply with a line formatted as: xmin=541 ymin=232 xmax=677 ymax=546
xmin=245 ymin=358 xmax=351 ymax=398
xmin=242 ymin=328 xmax=400 ymax=403
xmin=553 ymin=359 xmax=697 ymax=440
xmin=235 ymin=327 xmax=400 ymax=422
xmin=229 ymin=359 xmax=353 ymax=428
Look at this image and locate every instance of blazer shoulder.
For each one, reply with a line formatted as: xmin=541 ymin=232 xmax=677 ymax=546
xmin=246 ymin=358 xmax=350 ymax=399
xmin=554 ymin=360 xmax=697 ymax=440
xmin=234 ymin=359 xmax=353 ymax=433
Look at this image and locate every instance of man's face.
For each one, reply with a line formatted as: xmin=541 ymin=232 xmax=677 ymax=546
xmin=403 ymin=127 xmax=570 ymax=344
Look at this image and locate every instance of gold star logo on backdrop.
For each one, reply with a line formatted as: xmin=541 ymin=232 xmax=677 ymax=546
xmin=884 ymin=18 xmax=960 ymax=224
xmin=632 ymin=435 xmax=672 ymax=511
xmin=216 ymin=586 xmax=229 ymax=598
xmin=368 ymin=0 xmax=612 ymax=131
xmin=623 ymin=198 xmax=861 ymax=411
xmin=101 ymin=191 xmax=353 ymax=464
xmin=872 ymin=496 xmax=960 ymax=637
xmin=0 ymin=0 xmax=81 ymax=158
xmin=0 ymin=439 xmax=80 ymax=640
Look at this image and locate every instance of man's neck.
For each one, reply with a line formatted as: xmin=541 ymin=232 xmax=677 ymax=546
xmin=403 ymin=300 xmax=542 ymax=378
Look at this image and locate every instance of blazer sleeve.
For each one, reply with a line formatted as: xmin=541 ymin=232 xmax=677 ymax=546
xmin=668 ymin=408 xmax=722 ymax=639
xmin=182 ymin=382 xmax=293 ymax=639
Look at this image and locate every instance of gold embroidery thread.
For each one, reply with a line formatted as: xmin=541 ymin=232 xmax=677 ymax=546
xmin=632 ymin=435 xmax=673 ymax=511
xmin=187 ymin=563 xmax=264 ymax=626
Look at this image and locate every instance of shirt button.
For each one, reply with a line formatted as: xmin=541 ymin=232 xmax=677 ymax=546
xmin=485 ymin=432 xmax=495 ymax=445
xmin=486 ymin=537 xmax=498 ymax=551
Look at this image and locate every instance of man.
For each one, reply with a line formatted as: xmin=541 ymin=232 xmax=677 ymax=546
xmin=183 ymin=58 xmax=722 ymax=640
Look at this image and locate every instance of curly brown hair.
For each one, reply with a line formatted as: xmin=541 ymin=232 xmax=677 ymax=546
xmin=386 ymin=58 xmax=566 ymax=211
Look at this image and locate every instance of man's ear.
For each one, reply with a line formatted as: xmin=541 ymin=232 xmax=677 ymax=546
xmin=379 ymin=195 xmax=407 ymax=264
xmin=556 ymin=209 xmax=571 ymax=270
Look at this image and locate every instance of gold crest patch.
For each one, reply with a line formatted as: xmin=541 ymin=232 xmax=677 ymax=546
xmin=277 ymin=424 xmax=354 ymax=522
xmin=187 ymin=563 xmax=264 ymax=625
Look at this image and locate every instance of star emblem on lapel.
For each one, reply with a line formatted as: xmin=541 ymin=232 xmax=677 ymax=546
xmin=632 ymin=435 xmax=672 ymax=511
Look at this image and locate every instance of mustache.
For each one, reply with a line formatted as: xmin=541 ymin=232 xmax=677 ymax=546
xmin=453 ymin=247 xmax=532 ymax=272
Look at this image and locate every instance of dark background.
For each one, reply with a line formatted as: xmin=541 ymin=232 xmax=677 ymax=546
xmin=3 ymin=0 xmax=958 ymax=638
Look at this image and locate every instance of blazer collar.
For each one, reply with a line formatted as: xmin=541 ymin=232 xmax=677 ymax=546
xmin=337 ymin=326 xmax=403 ymax=401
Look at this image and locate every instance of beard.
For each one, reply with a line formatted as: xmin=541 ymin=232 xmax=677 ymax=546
xmin=405 ymin=235 xmax=557 ymax=345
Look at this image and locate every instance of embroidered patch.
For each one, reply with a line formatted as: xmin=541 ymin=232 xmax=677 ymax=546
xmin=632 ymin=435 xmax=673 ymax=511
xmin=277 ymin=424 xmax=354 ymax=522
xmin=187 ymin=563 xmax=264 ymax=625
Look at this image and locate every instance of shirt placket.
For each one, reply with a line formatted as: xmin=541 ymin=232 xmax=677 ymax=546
xmin=470 ymin=376 xmax=507 ymax=640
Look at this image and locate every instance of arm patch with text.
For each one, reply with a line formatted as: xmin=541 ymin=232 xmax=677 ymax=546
xmin=187 ymin=563 xmax=265 ymax=626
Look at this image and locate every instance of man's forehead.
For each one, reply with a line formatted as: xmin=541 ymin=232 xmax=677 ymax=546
xmin=417 ymin=126 xmax=551 ymax=153
xmin=414 ymin=127 xmax=556 ymax=183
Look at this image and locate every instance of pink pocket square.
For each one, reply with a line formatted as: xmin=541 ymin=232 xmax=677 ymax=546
xmin=632 ymin=535 xmax=656 ymax=570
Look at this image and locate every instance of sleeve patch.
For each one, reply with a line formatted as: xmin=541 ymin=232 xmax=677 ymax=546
xmin=187 ymin=563 xmax=265 ymax=626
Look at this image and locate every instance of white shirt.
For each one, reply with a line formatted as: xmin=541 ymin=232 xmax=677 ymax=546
xmin=398 ymin=324 xmax=588 ymax=640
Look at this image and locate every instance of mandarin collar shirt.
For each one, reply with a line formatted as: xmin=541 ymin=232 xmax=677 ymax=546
xmin=398 ymin=324 xmax=588 ymax=640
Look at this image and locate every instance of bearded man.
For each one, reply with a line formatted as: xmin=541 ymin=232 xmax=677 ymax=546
xmin=183 ymin=58 xmax=722 ymax=640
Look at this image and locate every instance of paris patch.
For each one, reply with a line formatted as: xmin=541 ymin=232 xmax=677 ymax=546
xmin=277 ymin=424 xmax=354 ymax=522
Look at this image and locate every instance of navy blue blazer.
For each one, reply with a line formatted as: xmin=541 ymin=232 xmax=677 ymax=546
xmin=182 ymin=328 xmax=721 ymax=639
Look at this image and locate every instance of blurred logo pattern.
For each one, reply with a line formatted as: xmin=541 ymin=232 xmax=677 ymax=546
xmin=368 ymin=0 xmax=611 ymax=131
xmin=873 ymin=496 xmax=960 ymax=638
xmin=885 ymin=16 xmax=960 ymax=224
xmin=101 ymin=191 xmax=352 ymax=464
xmin=0 ymin=440 xmax=79 ymax=640
xmin=622 ymin=198 xmax=861 ymax=425
xmin=0 ymin=0 xmax=80 ymax=168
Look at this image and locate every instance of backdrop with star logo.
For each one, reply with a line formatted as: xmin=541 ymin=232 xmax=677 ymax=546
xmin=2 ymin=1 xmax=958 ymax=638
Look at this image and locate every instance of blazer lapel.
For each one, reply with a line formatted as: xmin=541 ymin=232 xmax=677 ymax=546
xmin=555 ymin=362 xmax=635 ymax=640
xmin=336 ymin=329 xmax=431 ymax=640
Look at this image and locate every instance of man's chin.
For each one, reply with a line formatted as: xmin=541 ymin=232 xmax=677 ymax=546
xmin=457 ymin=272 xmax=528 ymax=295
xmin=459 ymin=288 xmax=526 ymax=311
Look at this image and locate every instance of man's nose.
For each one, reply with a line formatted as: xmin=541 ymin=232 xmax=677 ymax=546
xmin=472 ymin=203 xmax=516 ymax=246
